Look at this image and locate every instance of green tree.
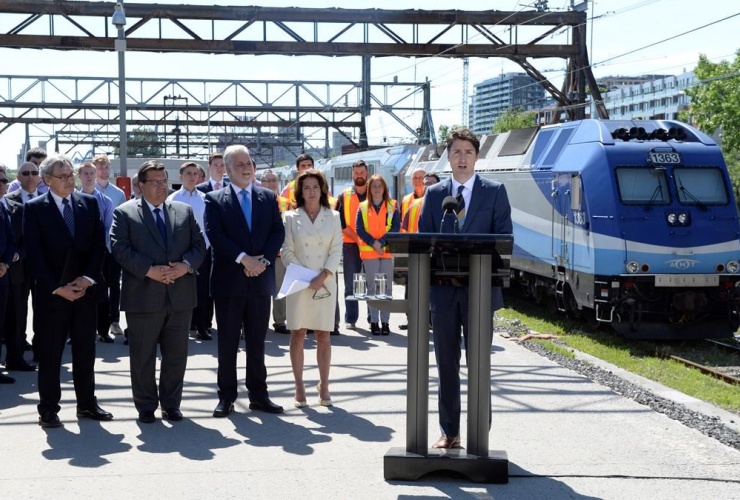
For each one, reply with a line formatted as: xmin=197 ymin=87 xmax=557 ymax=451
xmin=438 ymin=124 xmax=462 ymax=143
xmin=680 ymin=51 xmax=740 ymax=189
xmin=115 ymin=127 xmax=163 ymax=157
xmin=492 ymin=108 xmax=537 ymax=134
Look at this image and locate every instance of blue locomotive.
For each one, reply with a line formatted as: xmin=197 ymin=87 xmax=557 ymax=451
xmin=467 ymin=119 xmax=740 ymax=339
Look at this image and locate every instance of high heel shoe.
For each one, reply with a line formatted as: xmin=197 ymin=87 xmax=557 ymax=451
xmin=316 ymin=382 xmax=333 ymax=407
xmin=294 ymin=400 xmax=308 ymax=408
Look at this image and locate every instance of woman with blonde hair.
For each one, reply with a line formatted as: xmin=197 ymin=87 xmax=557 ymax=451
xmin=281 ymin=169 xmax=342 ymax=407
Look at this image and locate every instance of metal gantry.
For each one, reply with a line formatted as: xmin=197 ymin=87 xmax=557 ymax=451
xmin=0 ymin=74 xmax=432 ymax=164
xmin=0 ymin=2 xmax=607 ymax=162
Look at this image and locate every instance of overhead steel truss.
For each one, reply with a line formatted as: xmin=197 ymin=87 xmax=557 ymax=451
xmin=0 ymin=74 xmax=432 ymax=164
xmin=0 ymin=2 xmax=608 ymax=122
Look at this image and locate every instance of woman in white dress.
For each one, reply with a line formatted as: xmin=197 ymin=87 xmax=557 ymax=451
xmin=281 ymin=170 xmax=342 ymax=407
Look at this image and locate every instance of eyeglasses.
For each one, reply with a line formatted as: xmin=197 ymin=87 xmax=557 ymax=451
xmin=312 ymin=285 xmax=331 ymax=300
xmin=0 ymin=178 xmax=9 ymax=184
xmin=48 ymin=173 xmax=77 ymax=182
xmin=144 ymin=180 xmax=169 ymax=187
xmin=20 ymin=171 xmax=39 ymax=177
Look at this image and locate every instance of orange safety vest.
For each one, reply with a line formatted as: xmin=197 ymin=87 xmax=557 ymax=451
xmin=401 ymin=192 xmax=419 ymax=220
xmin=342 ymin=188 xmax=362 ymax=243
xmin=405 ymin=197 xmax=424 ymax=233
xmin=277 ymin=195 xmax=290 ymax=213
xmin=358 ymin=200 xmax=396 ymax=260
xmin=329 ymin=195 xmax=338 ymax=209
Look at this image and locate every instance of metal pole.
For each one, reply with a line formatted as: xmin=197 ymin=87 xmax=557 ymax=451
xmin=116 ymin=7 xmax=127 ymax=177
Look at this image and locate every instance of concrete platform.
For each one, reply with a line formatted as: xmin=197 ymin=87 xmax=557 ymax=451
xmin=2 ymin=281 xmax=740 ymax=499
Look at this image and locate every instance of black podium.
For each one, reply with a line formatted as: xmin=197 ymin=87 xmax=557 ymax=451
xmin=377 ymin=233 xmax=513 ymax=484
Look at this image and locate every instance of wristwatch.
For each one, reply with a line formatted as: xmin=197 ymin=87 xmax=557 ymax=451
xmin=185 ymin=262 xmax=194 ymax=274
xmin=259 ymin=257 xmax=271 ymax=267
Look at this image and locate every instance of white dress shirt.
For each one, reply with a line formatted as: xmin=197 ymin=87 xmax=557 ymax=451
xmin=21 ymin=189 xmax=39 ymax=204
xmin=168 ymin=187 xmax=209 ymax=248
xmin=210 ymin=178 xmax=223 ymax=191
xmin=451 ymin=173 xmax=476 ymax=216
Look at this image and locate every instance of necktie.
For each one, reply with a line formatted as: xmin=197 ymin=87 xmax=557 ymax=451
xmin=27 ymin=193 xmax=34 ymax=204
xmin=214 ymin=182 xmax=221 ymax=190
xmin=241 ymin=190 xmax=252 ymax=230
xmin=62 ymin=198 xmax=75 ymax=237
xmin=455 ymin=185 xmax=466 ymax=228
xmin=153 ymin=207 xmax=168 ymax=249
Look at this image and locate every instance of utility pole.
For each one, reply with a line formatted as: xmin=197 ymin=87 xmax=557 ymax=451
xmin=462 ymin=58 xmax=469 ymax=127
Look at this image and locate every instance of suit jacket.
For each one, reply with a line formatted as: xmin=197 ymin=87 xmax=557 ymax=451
xmin=418 ymin=174 xmax=513 ymax=310
xmin=3 ymin=196 xmax=26 ymax=285
xmin=111 ymin=198 xmax=206 ymax=313
xmin=22 ymin=191 xmax=106 ymax=308
xmin=197 ymin=178 xmax=229 ymax=194
xmin=0 ymin=203 xmax=15 ymax=269
xmin=204 ymin=183 xmax=285 ymax=298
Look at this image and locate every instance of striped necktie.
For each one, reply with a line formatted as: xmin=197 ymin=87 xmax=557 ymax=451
xmin=455 ymin=185 xmax=466 ymax=228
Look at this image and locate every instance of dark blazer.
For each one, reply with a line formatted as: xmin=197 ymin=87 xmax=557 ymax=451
xmin=204 ymin=183 xmax=284 ymax=297
xmin=3 ymin=197 xmax=27 ymax=285
xmin=0 ymin=203 xmax=16 ymax=268
xmin=197 ymin=178 xmax=229 ymax=194
xmin=418 ymin=174 xmax=513 ymax=310
xmin=22 ymin=191 xmax=106 ymax=307
xmin=111 ymin=198 xmax=206 ymax=313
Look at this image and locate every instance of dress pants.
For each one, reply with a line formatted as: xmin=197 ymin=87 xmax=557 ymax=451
xmin=105 ymin=254 xmax=122 ymax=324
xmin=126 ymin=306 xmax=192 ymax=412
xmin=363 ymin=258 xmax=393 ymax=323
xmin=2 ymin=279 xmax=28 ymax=366
xmin=271 ymin=257 xmax=286 ymax=329
xmin=36 ymin=296 xmax=97 ymax=415
xmin=430 ymin=285 xmax=493 ymax=438
xmin=0 ymin=276 xmax=7 ymax=363
xmin=342 ymin=243 xmax=362 ymax=324
xmin=194 ymin=250 xmax=213 ymax=333
xmin=215 ymin=295 xmax=270 ymax=403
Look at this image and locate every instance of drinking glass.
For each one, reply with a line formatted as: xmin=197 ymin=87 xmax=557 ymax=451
xmin=353 ymin=273 xmax=367 ymax=299
xmin=374 ymin=273 xmax=388 ymax=299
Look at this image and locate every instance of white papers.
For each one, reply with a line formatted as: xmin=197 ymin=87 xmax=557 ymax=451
xmin=277 ymin=263 xmax=320 ymax=299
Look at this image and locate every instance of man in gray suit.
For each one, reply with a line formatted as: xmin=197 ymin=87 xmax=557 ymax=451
xmin=111 ymin=160 xmax=206 ymax=423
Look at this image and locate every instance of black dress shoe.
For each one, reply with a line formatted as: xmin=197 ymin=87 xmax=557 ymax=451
xmin=77 ymin=403 xmax=114 ymax=421
xmin=24 ymin=341 xmax=33 ymax=351
xmin=138 ymin=411 xmax=156 ymax=423
xmin=0 ymin=373 xmax=16 ymax=384
xmin=273 ymin=325 xmax=288 ymax=334
xmin=330 ymin=328 xmax=340 ymax=336
xmin=162 ymin=408 xmax=183 ymax=421
xmin=381 ymin=323 xmax=391 ymax=336
xmin=196 ymin=330 xmax=212 ymax=341
xmin=5 ymin=360 xmax=36 ymax=372
xmin=249 ymin=398 xmax=284 ymax=414
xmin=97 ymin=332 xmax=115 ymax=343
xmin=370 ymin=322 xmax=380 ymax=336
xmin=39 ymin=412 xmax=62 ymax=427
xmin=399 ymin=323 xmax=408 ymax=330
xmin=213 ymin=400 xmax=234 ymax=418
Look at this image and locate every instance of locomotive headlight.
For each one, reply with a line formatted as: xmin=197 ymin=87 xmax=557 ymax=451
xmin=626 ymin=261 xmax=639 ymax=273
xmin=678 ymin=213 xmax=688 ymax=225
xmin=727 ymin=261 xmax=739 ymax=273
xmin=667 ymin=213 xmax=677 ymax=224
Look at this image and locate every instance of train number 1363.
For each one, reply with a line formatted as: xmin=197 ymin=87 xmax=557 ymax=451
xmin=649 ymin=152 xmax=681 ymax=164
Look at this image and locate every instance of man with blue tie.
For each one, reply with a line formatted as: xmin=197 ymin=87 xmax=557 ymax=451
xmin=111 ymin=161 xmax=206 ymax=423
xmin=204 ymin=145 xmax=285 ymax=417
xmin=23 ymin=154 xmax=111 ymax=427
xmin=418 ymin=128 xmax=512 ymax=449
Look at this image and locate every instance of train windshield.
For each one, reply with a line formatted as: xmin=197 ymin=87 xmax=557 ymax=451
xmin=673 ymin=167 xmax=729 ymax=205
xmin=615 ymin=167 xmax=670 ymax=205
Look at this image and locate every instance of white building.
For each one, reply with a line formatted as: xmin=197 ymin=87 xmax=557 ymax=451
xmin=604 ymin=71 xmax=696 ymax=121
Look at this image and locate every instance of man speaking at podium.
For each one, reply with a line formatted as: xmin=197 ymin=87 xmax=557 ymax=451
xmin=418 ymin=128 xmax=512 ymax=449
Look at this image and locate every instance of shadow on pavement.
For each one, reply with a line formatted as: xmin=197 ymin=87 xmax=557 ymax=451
xmin=42 ymin=421 xmax=132 ymax=467
xmin=135 ymin=418 xmax=241 ymax=460
xmin=305 ymin=405 xmax=394 ymax=443
xmin=230 ymin=411 xmax=331 ymax=455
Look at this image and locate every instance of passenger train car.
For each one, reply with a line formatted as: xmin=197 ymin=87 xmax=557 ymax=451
xmin=464 ymin=119 xmax=740 ymax=339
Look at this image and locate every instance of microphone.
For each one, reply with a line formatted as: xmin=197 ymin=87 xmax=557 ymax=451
xmin=440 ymin=196 xmax=459 ymax=234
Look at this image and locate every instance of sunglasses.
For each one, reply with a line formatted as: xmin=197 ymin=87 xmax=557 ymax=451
xmin=0 ymin=178 xmax=9 ymax=184
xmin=20 ymin=171 xmax=40 ymax=176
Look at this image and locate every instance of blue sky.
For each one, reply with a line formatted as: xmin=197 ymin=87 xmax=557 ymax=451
xmin=0 ymin=0 xmax=738 ymax=167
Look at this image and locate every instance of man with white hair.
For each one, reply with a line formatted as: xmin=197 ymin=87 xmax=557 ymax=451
xmin=401 ymin=166 xmax=426 ymax=226
xmin=23 ymin=154 xmax=111 ymax=427
xmin=204 ymin=145 xmax=286 ymax=417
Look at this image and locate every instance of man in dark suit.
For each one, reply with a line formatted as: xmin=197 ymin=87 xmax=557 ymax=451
xmin=197 ymin=152 xmax=228 ymax=194
xmin=204 ymin=145 xmax=285 ymax=417
xmin=0 ymin=165 xmax=17 ymax=383
xmin=23 ymin=154 xmax=111 ymax=427
xmin=418 ymin=128 xmax=513 ymax=449
xmin=111 ymin=161 xmax=206 ymax=423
